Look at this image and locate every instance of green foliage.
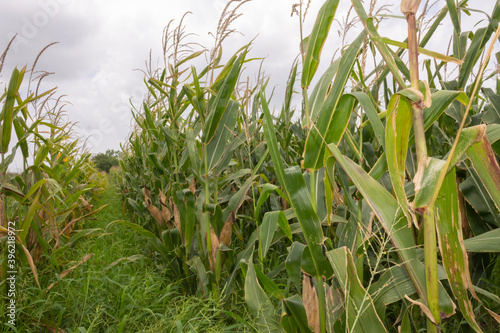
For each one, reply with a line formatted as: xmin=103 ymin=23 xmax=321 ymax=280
xmin=0 ymin=38 xmax=106 ymax=325
xmin=93 ymin=149 xmax=121 ymax=173
xmin=115 ymin=1 xmax=500 ymax=332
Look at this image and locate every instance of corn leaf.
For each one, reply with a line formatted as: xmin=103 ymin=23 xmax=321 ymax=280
xmin=259 ymin=211 xmax=280 ymax=261
xmin=350 ymin=91 xmax=386 ymax=147
xmin=414 ymin=125 xmax=486 ymax=209
xmin=202 ymin=50 xmax=246 ymax=143
xmin=464 ymin=228 xmax=500 ymax=252
xmin=301 ymin=0 xmax=340 ymax=88
xmin=327 ymin=144 xmax=456 ymax=316
xmin=206 ymin=100 xmax=238 ymax=173
xmin=245 ymin=256 xmax=282 ymax=332
xmin=371 ymin=36 xmax=463 ymax=64
xmin=385 ymin=94 xmax=413 ymax=222
xmin=284 ymin=166 xmax=332 ymax=278
xmin=436 ymin=168 xmax=482 ymax=333
xmin=351 ymin=0 xmax=406 ymax=88
xmin=327 ymin=247 xmax=386 ymax=333
xmin=308 ymin=59 xmax=341 ymax=122
xmin=283 ymin=295 xmax=314 ymax=333
xmin=303 ymin=31 xmax=366 ymax=170
xmin=0 ymin=67 xmax=23 ymax=153
xmin=446 ymin=0 xmax=461 ymax=35
xmin=465 ymin=134 xmax=500 ymax=212
xmin=458 ymin=27 xmax=492 ymax=89
xmin=286 ymin=242 xmax=307 ymax=293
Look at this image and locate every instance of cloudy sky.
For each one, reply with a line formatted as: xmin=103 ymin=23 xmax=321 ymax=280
xmin=0 ymin=0 xmax=497 ymax=163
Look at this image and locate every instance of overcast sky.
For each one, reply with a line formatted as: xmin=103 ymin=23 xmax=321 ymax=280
xmin=0 ymin=0 xmax=497 ymax=163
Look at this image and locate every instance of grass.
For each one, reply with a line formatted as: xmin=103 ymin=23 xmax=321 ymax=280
xmin=2 ymin=175 xmax=252 ymax=332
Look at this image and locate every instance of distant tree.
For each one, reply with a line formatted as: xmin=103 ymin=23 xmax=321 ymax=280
xmin=92 ymin=149 xmax=120 ymax=173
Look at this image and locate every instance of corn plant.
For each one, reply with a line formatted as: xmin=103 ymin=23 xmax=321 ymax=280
xmin=119 ymin=0 xmax=500 ymax=332
xmin=244 ymin=0 xmax=500 ymax=332
xmin=0 ymin=39 xmax=106 ymax=312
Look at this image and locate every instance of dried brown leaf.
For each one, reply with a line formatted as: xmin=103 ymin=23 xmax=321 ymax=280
xmin=303 ymin=274 xmax=320 ymax=333
xmin=401 ymin=0 xmax=421 ymax=14
xmin=143 ymin=188 xmax=165 ymax=229
xmin=209 ymin=226 xmax=220 ymax=270
xmin=79 ymin=196 xmax=93 ymax=211
xmin=159 ymin=191 xmax=172 ymax=225
xmin=219 ymin=211 xmax=234 ymax=247
xmin=404 ymin=295 xmax=440 ymax=324
xmin=189 ymin=177 xmax=196 ymax=193
xmin=173 ymin=202 xmax=181 ymax=234
xmin=46 ymin=253 xmax=94 ymax=292
xmin=20 ymin=240 xmax=40 ymax=288
xmin=59 ymin=204 xmax=108 ymax=236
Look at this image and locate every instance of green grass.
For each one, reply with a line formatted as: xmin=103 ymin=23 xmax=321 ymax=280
xmin=2 ymin=176 xmax=252 ymax=332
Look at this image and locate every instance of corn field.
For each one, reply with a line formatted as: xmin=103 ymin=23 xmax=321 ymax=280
xmin=3 ymin=0 xmax=500 ymax=332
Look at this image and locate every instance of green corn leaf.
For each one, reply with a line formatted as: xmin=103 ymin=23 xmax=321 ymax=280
xmin=458 ymin=27 xmax=491 ymax=89
xmin=414 ymin=125 xmax=486 ymax=209
xmin=436 ymin=168 xmax=482 ymax=333
xmin=303 ymin=95 xmax=356 ymax=170
xmin=422 ymin=90 xmax=467 ymax=132
xmin=111 ymin=220 xmax=169 ymax=259
xmin=259 ymin=211 xmax=280 ymax=261
xmin=283 ymin=166 xmax=332 ymax=278
xmin=261 ymin=91 xmax=287 ymax=189
xmin=245 ymin=256 xmax=282 ymax=332
xmin=34 ymin=143 xmax=51 ymax=167
xmin=188 ymin=256 xmax=209 ymax=294
xmin=1 ymin=67 xmax=23 ymax=153
xmin=276 ymin=210 xmax=293 ymax=242
xmin=461 ymin=170 xmax=500 ymax=229
xmin=385 ymin=94 xmax=413 ymax=222
xmin=370 ymin=266 xmax=418 ymax=307
xmin=254 ymin=265 xmax=285 ymax=300
xmin=327 ymin=247 xmax=386 ymax=333
xmin=327 ymin=144 xmax=456 ymax=316
xmin=206 ymin=100 xmax=238 ymax=172
xmin=351 ymin=0 xmax=406 ymax=88
xmin=283 ymin=295 xmax=313 ymax=333
xmin=464 ymin=228 xmax=500 ymax=252
xmin=202 ymin=50 xmax=246 ymax=144
xmin=466 ymin=133 xmax=500 ymax=212
xmin=223 ymin=234 xmax=258 ymax=296
xmin=254 ymin=183 xmax=280 ymax=222
xmin=303 ymin=31 xmax=366 ymax=170
xmin=370 ymin=37 xmax=463 ymax=64
xmin=223 ymin=175 xmax=255 ymax=222
xmin=183 ymin=190 xmax=196 ymax=256
xmin=186 ymin=127 xmax=200 ymax=175
xmin=446 ymin=0 xmax=461 ymax=35
xmin=301 ymin=0 xmax=340 ymax=88
xmin=349 ymin=91 xmax=386 ymax=148
xmin=308 ymin=59 xmax=341 ymax=122
xmin=280 ymin=313 xmax=300 ymax=333
xmin=19 ymin=190 xmax=41 ymax=244
xmin=286 ymin=242 xmax=306 ymax=293
xmin=13 ymin=116 xmax=28 ymax=159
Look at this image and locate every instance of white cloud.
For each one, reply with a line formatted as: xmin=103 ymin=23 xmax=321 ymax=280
xmin=0 ymin=0 xmax=498 ymax=169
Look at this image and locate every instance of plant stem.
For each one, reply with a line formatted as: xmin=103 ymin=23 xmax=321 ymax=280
xmin=407 ymin=12 xmax=427 ymax=163
xmin=405 ymin=6 xmax=439 ymax=331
